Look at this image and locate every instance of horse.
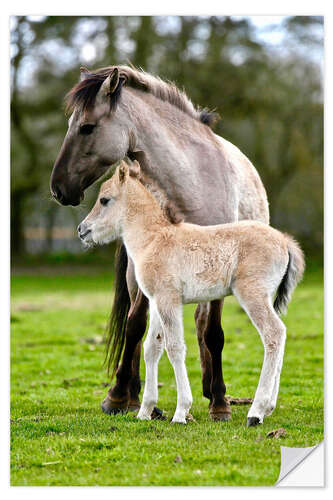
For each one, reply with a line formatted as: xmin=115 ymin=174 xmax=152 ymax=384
xmin=50 ymin=65 xmax=269 ymax=421
xmin=78 ymin=160 xmax=304 ymax=425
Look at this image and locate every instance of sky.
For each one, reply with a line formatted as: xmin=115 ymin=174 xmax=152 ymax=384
xmin=11 ymin=16 xmax=323 ymax=89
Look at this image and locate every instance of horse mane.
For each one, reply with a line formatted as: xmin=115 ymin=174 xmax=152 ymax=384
xmin=65 ymin=65 xmax=219 ymax=128
xmin=129 ymin=168 xmax=184 ymax=225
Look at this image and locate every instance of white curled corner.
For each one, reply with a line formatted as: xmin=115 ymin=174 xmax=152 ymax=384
xmin=276 ymin=441 xmax=324 ymax=486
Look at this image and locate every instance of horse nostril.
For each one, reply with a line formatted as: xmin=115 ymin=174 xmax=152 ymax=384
xmin=77 ymin=224 xmax=82 ymax=234
xmin=52 ymin=184 xmax=64 ymax=203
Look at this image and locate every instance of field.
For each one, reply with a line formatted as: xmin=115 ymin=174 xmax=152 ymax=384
xmin=10 ymin=263 xmax=324 ymax=486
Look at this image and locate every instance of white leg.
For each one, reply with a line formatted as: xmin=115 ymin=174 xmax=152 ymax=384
xmin=157 ymin=302 xmax=192 ymax=424
xmin=269 ymin=335 xmax=286 ymax=413
xmin=246 ymin=322 xmax=286 ymax=424
xmin=234 ymin=287 xmax=286 ymax=425
xmin=137 ymin=303 xmax=164 ymax=420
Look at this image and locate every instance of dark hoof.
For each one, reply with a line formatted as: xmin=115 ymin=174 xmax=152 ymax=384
xmin=210 ymin=411 xmax=231 ymax=422
xmin=101 ymin=396 xmax=129 ymax=415
xmin=151 ymin=407 xmax=167 ymax=420
xmin=209 ymin=404 xmax=231 ymax=422
xmin=247 ymin=416 xmax=261 ymax=427
xmin=128 ymin=400 xmax=141 ymax=412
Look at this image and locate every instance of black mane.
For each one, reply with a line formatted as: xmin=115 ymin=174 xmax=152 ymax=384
xmin=65 ymin=66 xmax=219 ymax=128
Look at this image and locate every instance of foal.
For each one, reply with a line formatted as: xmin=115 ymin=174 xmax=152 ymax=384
xmin=78 ymin=160 xmax=304 ymax=426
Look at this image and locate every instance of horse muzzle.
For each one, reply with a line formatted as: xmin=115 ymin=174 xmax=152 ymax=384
xmin=50 ymin=182 xmax=84 ymax=206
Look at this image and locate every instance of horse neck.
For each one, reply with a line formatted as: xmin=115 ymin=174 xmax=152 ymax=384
xmin=121 ymin=88 xmax=216 ymax=216
xmin=121 ymin=180 xmax=171 ymax=261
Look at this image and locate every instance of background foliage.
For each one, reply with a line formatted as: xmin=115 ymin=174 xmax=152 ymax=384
xmin=10 ymin=16 xmax=323 ymax=258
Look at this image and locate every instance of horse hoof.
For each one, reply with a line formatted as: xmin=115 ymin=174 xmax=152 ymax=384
xmin=101 ymin=396 xmax=129 ymax=415
xmin=247 ymin=416 xmax=261 ymax=427
xmin=209 ymin=405 xmax=231 ymax=422
xmin=151 ymin=407 xmax=166 ymax=420
xmin=128 ymin=400 xmax=141 ymax=412
xmin=210 ymin=412 xmax=231 ymax=422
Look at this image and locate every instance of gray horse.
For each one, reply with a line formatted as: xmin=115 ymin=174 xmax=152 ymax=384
xmin=50 ymin=65 xmax=269 ymax=422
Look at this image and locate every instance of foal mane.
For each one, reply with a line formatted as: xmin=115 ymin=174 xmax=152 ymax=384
xmin=65 ymin=65 xmax=219 ymax=128
xmin=130 ymin=168 xmax=184 ymax=225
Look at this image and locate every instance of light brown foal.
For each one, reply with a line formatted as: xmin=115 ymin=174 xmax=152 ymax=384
xmin=78 ymin=160 xmax=304 ymax=426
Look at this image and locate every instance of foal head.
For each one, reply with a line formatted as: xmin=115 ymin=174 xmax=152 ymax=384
xmin=78 ymin=160 xmax=141 ymax=246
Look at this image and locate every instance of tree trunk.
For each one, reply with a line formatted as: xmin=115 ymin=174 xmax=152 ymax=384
xmin=11 ymin=190 xmax=25 ymax=256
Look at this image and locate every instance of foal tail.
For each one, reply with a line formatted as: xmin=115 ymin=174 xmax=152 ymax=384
xmin=104 ymin=243 xmax=130 ymax=378
xmin=274 ymin=235 xmax=305 ymax=315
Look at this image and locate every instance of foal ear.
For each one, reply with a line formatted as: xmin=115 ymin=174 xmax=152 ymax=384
xmin=118 ymin=162 xmax=129 ymax=184
xmin=129 ymin=160 xmax=141 ymax=178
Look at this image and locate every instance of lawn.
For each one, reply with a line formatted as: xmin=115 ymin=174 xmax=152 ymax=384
xmin=10 ymin=263 xmax=324 ymax=486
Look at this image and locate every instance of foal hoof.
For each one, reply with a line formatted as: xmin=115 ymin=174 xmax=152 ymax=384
xmin=101 ymin=395 xmax=129 ymax=415
xmin=151 ymin=407 xmax=166 ymax=420
xmin=171 ymin=418 xmax=187 ymax=425
xmin=247 ymin=416 xmax=261 ymax=427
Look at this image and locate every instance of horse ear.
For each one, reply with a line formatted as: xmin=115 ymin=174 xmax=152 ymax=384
xmin=79 ymin=66 xmax=90 ymax=81
xmin=100 ymin=68 xmax=120 ymax=97
xmin=129 ymin=160 xmax=141 ymax=178
xmin=118 ymin=162 xmax=129 ymax=184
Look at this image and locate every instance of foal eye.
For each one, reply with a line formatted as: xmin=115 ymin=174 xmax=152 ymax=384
xmin=100 ymin=197 xmax=110 ymax=206
xmin=79 ymin=123 xmax=96 ymax=135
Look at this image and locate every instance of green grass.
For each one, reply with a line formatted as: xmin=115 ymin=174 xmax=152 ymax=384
xmin=10 ymin=265 xmax=324 ymax=486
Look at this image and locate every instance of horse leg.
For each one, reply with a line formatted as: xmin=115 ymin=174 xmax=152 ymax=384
xmin=101 ymin=258 xmax=148 ymax=415
xmin=126 ymin=259 xmax=145 ymax=410
xmin=203 ymin=300 xmax=231 ymax=421
xmin=195 ymin=303 xmax=213 ymax=401
xmin=128 ymin=341 xmax=142 ymax=410
xmin=233 ymin=284 xmax=286 ymax=426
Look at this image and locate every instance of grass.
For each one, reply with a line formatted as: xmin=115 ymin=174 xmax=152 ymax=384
xmin=10 ymin=264 xmax=324 ymax=486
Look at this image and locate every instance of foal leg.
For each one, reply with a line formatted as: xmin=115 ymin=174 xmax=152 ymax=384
xmin=204 ymin=300 xmax=231 ymax=421
xmin=233 ymin=285 xmax=286 ymax=426
xmin=137 ymin=304 xmax=164 ymax=420
xmin=157 ymin=300 xmax=192 ymax=424
xmin=269 ymin=340 xmax=286 ymax=413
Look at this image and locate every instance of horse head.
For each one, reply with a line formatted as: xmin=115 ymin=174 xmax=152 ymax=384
xmin=50 ymin=67 xmax=131 ymax=206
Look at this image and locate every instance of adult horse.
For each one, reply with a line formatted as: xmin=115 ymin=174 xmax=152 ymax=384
xmin=50 ymin=65 xmax=269 ymax=421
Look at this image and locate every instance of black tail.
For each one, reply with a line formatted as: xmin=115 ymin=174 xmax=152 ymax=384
xmin=104 ymin=243 xmax=130 ymax=378
xmin=274 ymin=255 xmax=291 ymax=315
xmin=273 ymin=235 xmax=305 ymax=315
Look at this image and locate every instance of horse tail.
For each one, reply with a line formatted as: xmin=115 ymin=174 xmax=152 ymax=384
xmin=274 ymin=235 xmax=305 ymax=315
xmin=104 ymin=242 xmax=130 ymax=378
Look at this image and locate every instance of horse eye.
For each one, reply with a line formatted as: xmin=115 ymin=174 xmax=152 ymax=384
xmin=100 ymin=197 xmax=110 ymax=206
xmin=80 ymin=123 xmax=96 ymax=135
